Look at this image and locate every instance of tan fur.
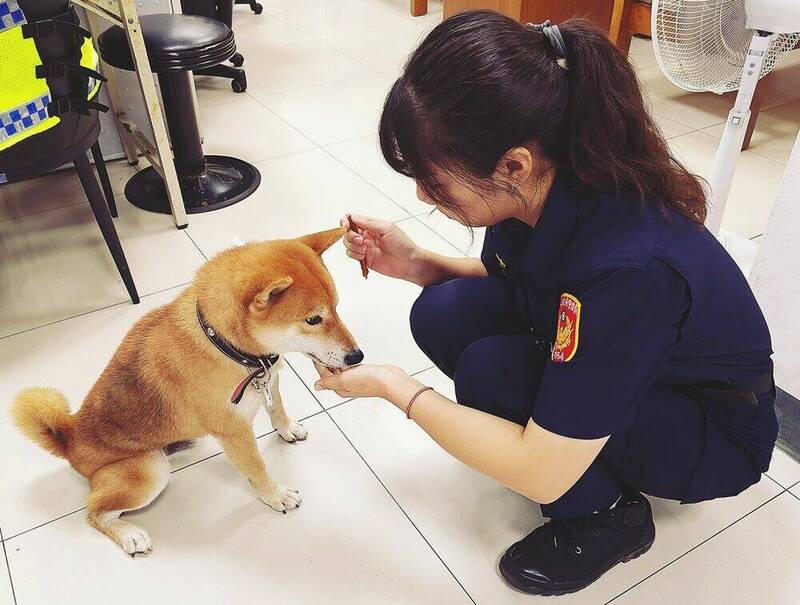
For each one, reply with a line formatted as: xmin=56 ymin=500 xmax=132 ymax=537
xmin=11 ymin=228 xmax=358 ymax=556
xmin=12 ymin=387 xmax=72 ymax=458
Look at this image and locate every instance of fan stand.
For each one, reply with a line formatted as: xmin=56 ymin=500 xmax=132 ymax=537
xmin=707 ymin=32 xmax=773 ymax=235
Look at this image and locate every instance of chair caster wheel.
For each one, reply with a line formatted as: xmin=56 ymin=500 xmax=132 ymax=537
xmin=252 ymin=3 xmax=263 ymax=14
xmin=232 ymin=75 xmax=247 ymax=93
xmin=231 ymin=53 xmax=244 ymax=67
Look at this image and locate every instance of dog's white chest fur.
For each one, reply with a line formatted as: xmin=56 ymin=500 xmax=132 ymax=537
xmin=235 ymin=388 xmax=263 ymax=422
xmin=235 ymin=372 xmax=276 ymax=422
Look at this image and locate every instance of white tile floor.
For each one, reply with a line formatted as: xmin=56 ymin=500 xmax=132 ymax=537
xmin=1 ymin=2 xmax=800 ymax=603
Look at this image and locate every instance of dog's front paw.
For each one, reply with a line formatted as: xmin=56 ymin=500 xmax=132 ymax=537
xmin=117 ymin=524 xmax=153 ymax=557
xmin=259 ymin=484 xmax=302 ymax=514
xmin=278 ymin=421 xmax=308 ymax=443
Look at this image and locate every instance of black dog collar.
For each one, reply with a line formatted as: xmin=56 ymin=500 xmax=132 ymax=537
xmin=197 ymin=306 xmax=279 ymax=404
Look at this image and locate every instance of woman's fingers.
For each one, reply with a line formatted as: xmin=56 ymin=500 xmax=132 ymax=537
xmin=313 ymin=361 xmax=333 ymax=379
xmin=343 ymin=233 xmax=366 ymax=251
xmin=315 ymin=372 xmax=342 ymax=391
xmin=349 ymin=214 xmax=393 ymax=235
xmin=344 ymin=238 xmax=367 ymax=255
xmin=346 ymin=249 xmax=365 ymax=261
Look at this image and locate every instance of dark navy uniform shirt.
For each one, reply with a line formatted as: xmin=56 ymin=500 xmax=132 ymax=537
xmin=480 ymin=170 xmax=775 ymax=455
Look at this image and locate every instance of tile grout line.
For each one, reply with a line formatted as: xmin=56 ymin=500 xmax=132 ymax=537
xmin=321 ymin=132 xmax=383 ymax=148
xmin=234 ymin=10 xmax=376 ymax=82
xmin=0 ymin=282 xmax=193 ymax=342
xmin=0 ymin=199 xmax=90 ymax=224
xmin=323 ymin=410 xmax=477 ymax=604
xmin=243 ymin=86 xmax=418 ymax=224
xmin=326 ymin=20 xmax=434 ymax=73
xmin=763 ymin=472 xmax=786 ymax=490
xmin=183 ymin=230 xmax=209 ymax=261
xmin=399 ymin=213 xmax=472 ymax=257
xmin=258 ymin=20 xmax=385 ymax=80
xmin=761 ymin=470 xmax=791 ymax=490
xmin=0 ymin=527 xmax=18 ymax=605
xmin=167 ymin=405 xmax=331 ymax=475
xmin=0 ymin=404 xmax=332 ymax=543
xmin=0 ymin=166 xmax=138 ymax=224
xmin=603 ymin=488 xmax=788 ymax=604
xmin=248 ymin=72 xmax=383 ymax=150
xmin=318 ymin=145 xmax=416 ymax=220
xmin=236 ymin=7 xmax=410 ymax=86
xmin=240 ymin=75 xmax=468 ymax=237
xmin=2 ymin=506 xmax=87 ymax=543
xmin=242 ymin=87 xmax=417 ymax=223
xmin=269 ymin=10 xmax=438 ymax=70
xmin=669 ymin=122 xmax=793 ymax=169
xmin=244 ymin=69 xmax=386 ymax=100
xmin=283 ymin=361 xmax=477 ymax=604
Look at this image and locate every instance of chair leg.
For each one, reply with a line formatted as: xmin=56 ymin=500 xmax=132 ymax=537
xmin=742 ymin=73 xmax=771 ymax=151
xmin=90 ymin=141 xmax=118 ymax=218
xmin=73 ymin=152 xmax=140 ymax=304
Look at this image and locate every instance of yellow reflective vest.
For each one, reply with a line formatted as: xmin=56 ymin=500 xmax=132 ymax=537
xmin=0 ymin=0 xmax=104 ymax=152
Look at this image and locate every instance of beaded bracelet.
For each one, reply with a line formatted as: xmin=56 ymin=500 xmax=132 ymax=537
xmin=406 ymin=386 xmax=433 ymax=419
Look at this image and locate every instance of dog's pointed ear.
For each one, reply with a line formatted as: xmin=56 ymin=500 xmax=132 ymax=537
xmin=299 ymin=227 xmax=346 ymax=256
xmin=251 ymin=277 xmax=293 ymax=312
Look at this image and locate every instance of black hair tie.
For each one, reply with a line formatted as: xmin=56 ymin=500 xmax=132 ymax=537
xmin=527 ymin=20 xmax=568 ymax=67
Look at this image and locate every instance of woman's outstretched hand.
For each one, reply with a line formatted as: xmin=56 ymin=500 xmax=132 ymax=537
xmin=341 ymin=215 xmax=428 ymax=284
xmin=313 ymin=362 xmax=415 ymax=400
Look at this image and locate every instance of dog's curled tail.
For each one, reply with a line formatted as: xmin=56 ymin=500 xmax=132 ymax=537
xmin=11 ymin=387 xmax=73 ymax=458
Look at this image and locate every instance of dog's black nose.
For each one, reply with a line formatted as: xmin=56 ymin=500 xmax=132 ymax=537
xmin=344 ymin=348 xmax=364 ymax=366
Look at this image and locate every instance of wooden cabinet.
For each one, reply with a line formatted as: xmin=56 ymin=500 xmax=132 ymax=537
xmin=432 ymin=0 xmax=635 ymax=54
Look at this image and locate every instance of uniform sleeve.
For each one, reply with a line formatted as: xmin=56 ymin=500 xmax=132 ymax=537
xmin=531 ymin=266 xmax=680 ymax=439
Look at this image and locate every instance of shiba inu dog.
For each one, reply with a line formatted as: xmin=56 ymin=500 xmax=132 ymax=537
xmin=12 ymin=227 xmax=362 ymax=556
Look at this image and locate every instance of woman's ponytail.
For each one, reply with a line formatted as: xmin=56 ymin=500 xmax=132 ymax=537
xmin=557 ymin=20 xmax=706 ymax=222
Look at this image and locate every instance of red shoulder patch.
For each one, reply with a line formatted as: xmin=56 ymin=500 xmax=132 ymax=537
xmin=552 ymin=293 xmax=581 ymax=363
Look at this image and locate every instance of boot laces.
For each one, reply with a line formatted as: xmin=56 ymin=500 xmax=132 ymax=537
xmin=547 ymin=513 xmax=619 ymax=553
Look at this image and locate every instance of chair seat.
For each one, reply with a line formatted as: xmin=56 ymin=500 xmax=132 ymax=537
xmin=0 ymin=114 xmax=101 ymax=181
xmin=98 ymin=14 xmax=236 ymax=73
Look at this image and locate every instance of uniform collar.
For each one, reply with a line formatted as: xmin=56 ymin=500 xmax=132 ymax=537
xmin=517 ymin=169 xmax=580 ymax=286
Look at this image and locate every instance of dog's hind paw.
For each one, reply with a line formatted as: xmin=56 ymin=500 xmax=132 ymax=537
xmin=278 ymin=421 xmax=308 ymax=443
xmin=260 ymin=484 xmax=302 ymax=513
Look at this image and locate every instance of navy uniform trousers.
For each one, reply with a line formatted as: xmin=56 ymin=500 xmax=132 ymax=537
xmin=410 ymin=277 xmax=774 ymax=519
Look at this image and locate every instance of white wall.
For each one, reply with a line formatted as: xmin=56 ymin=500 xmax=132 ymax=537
xmin=751 ymin=132 xmax=800 ymax=397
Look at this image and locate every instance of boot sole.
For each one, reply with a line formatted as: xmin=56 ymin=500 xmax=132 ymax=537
xmin=499 ymin=532 xmax=656 ymax=597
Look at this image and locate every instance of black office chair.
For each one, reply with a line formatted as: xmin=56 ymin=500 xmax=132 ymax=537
xmin=181 ymin=0 xmax=247 ymax=92
xmin=0 ymin=0 xmax=139 ymax=304
xmin=235 ymin=0 xmax=263 ymax=14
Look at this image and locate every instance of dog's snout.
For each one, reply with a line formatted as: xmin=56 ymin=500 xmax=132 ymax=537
xmin=344 ymin=348 xmax=364 ymax=366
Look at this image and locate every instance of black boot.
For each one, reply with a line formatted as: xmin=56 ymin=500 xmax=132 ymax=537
xmin=499 ymin=490 xmax=655 ymax=596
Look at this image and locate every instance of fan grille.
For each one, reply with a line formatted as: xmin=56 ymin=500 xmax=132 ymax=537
xmin=654 ymin=0 xmax=800 ymax=94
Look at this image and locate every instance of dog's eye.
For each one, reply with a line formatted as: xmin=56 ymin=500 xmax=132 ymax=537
xmin=305 ymin=315 xmax=322 ymax=326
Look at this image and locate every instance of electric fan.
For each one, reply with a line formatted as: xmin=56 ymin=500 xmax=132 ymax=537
xmin=652 ymin=0 xmax=800 ymax=239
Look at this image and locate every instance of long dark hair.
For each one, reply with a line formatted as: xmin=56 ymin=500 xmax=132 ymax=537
xmin=379 ymin=11 xmax=706 ymax=223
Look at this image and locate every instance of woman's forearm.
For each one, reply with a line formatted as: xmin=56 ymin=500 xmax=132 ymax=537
xmin=411 ymin=250 xmax=488 ymax=286
xmin=384 ymin=375 xmax=550 ymax=502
